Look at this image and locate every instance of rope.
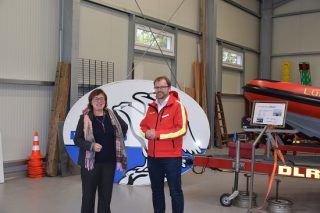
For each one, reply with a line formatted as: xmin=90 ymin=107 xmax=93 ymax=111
xmin=126 ymin=0 xmax=186 ymax=89
xmin=256 ymin=133 xmax=286 ymax=210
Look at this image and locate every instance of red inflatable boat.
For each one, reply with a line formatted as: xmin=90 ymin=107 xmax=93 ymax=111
xmin=243 ymin=79 xmax=320 ymax=119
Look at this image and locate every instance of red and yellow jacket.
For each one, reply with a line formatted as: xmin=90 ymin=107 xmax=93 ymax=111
xmin=140 ymin=91 xmax=188 ymax=157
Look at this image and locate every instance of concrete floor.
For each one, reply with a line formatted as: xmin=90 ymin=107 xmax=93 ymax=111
xmin=0 ymin=168 xmax=319 ymax=213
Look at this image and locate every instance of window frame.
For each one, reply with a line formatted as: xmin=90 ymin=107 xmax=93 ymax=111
xmin=222 ymin=47 xmax=244 ymax=70
xmin=134 ymin=24 xmax=175 ymax=57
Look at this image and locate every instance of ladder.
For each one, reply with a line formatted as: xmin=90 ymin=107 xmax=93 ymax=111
xmin=215 ymin=92 xmax=228 ymax=147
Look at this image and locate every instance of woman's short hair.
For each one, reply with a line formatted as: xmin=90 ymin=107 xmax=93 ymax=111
xmin=87 ymin=89 xmax=107 ymax=111
xmin=154 ymin=76 xmax=171 ymax=87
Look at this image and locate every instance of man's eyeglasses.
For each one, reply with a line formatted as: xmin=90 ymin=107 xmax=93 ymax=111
xmin=154 ymin=86 xmax=169 ymax=90
xmin=93 ymin=97 xmax=105 ymax=102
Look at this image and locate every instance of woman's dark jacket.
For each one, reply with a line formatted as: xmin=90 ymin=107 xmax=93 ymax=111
xmin=73 ymin=110 xmax=128 ymax=167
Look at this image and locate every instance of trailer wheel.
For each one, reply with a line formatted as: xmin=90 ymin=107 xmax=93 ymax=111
xmin=220 ymin=193 xmax=232 ymax=207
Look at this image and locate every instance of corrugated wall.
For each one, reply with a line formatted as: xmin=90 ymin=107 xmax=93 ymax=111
xmin=272 ymin=0 xmax=320 ymax=85
xmin=216 ymin=0 xmax=260 ymax=133
xmin=89 ymin=0 xmax=200 ymax=31
xmin=0 ymin=0 xmax=59 ymax=162
xmin=0 ymin=0 xmax=59 ymax=81
xmin=0 ymin=84 xmax=53 ymax=161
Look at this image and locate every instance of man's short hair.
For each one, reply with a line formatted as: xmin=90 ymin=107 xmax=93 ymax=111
xmin=154 ymin=76 xmax=171 ymax=87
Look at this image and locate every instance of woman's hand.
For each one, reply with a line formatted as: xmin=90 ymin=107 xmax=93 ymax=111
xmin=116 ymin=162 xmax=123 ymax=172
xmin=93 ymin=143 xmax=102 ymax=152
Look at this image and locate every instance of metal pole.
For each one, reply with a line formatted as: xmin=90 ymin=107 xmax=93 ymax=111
xmin=275 ymin=179 xmax=281 ymax=202
xmin=234 ymin=139 xmax=240 ymax=191
xmin=248 ymin=125 xmax=268 ymax=212
xmin=266 ymin=137 xmax=270 ymax=159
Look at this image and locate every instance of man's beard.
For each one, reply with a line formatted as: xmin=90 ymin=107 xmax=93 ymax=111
xmin=156 ymin=92 xmax=164 ymax=99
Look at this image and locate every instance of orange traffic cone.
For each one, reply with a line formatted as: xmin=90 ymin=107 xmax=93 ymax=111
xmin=29 ymin=131 xmax=43 ymax=159
xmin=27 ymin=131 xmax=45 ymax=178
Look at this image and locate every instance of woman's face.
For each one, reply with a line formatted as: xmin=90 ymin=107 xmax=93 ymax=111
xmin=91 ymin=93 xmax=106 ymax=111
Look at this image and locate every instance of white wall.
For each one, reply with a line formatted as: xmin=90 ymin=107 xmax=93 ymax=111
xmin=245 ymin=51 xmax=259 ymax=83
xmin=272 ymin=56 xmax=320 ymax=85
xmin=0 ymin=0 xmax=59 ymax=162
xmin=0 ymin=0 xmax=59 ymax=81
xmin=217 ymin=0 xmax=259 ymax=50
xmin=177 ymin=32 xmax=199 ymax=88
xmin=272 ymin=0 xmax=320 ymax=86
xmin=79 ymin=1 xmax=199 ymax=89
xmin=273 ymin=13 xmax=320 ymax=54
xmin=79 ymin=3 xmax=129 ymax=81
xmin=216 ymin=0 xmax=260 ymax=133
xmin=0 ymin=84 xmax=53 ymax=161
xmin=90 ymin=0 xmax=199 ymax=31
xmin=134 ymin=56 xmax=171 ymax=81
xmin=232 ymin=0 xmax=260 ymax=14
xmin=273 ymin=0 xmax=320 ymax=15
xmin=222 ymin=96 xmax=245 ymax=133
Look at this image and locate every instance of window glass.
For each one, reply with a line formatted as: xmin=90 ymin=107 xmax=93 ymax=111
xmin=135 ymin=24 xmax=175 ymax=56
xmin=222 ymin=48 xmax=243 ymax=69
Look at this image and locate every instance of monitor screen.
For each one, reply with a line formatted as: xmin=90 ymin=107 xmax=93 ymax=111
xmin=250 ymin=101 xmax=288 ymax=128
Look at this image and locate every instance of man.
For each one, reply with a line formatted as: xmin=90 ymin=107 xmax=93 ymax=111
xmin=140 ymin=76 xmax=188 ymax=213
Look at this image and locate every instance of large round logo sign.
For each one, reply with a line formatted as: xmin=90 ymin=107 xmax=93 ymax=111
xmin=63 ymin=80 xmax=210 ymax=185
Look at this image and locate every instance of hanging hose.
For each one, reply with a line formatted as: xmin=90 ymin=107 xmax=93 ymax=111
xmin=191 ymin=155 xmax=213 ymax=174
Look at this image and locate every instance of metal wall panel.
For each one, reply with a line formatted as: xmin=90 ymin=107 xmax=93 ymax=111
xmin=0 ymin=0 xmax=59 ymax=81
xmin=273 ymin=0 xmax=320 ymax=15
xmin=271 ymin=56 xmax=320 ymax=85
xmin=0 ymin=84 xmax=53 ymax=162
xmin=216 ymin=0 xmax=260 ymax=51
xmin=232 ymin=0 xmax=260 ymax=14
xmin=79 ymin=3 xmax=129 ymax=81
xmin=272 ymin=0 xmax=320 ymax=85
xmin=177 ymin=32 xmax=198 ymax=88
xmin=273 ymin=13 xmax=320 ymax=54
xmin=88 ymin=0 xmax=200 ymax=31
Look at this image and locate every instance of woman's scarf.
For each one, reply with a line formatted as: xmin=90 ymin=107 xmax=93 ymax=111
xmin=83 ymin=109 xmax=127 ymax=171
xmin=83 ymin=114 xmax=95 ymax=170
xmin=107 ymin=108 xmax=127 ymax=170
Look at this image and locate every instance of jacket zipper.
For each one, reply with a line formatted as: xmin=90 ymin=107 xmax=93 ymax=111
xmin=159 ymin=108 xmax=165 ymax=122
xmin=150 ymin=105 xmax=159 ymax=157
xmin=150 ymin=104 xmax=169 ymax=157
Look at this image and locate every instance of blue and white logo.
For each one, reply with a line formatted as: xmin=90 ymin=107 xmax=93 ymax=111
xmin=63 ymin=80 xmax=210 ymax=185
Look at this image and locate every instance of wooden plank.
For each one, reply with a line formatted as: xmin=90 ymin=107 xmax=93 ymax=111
xmin=185 ymin=87 xmax=195 ymax=99
xmin=46 ymin=63 xmax=62 ymax=155
xmin=201 ymin=62 xmax=207 ymax=114
xmin=200 ymin=0 xmax=207 ymax=114
xmin=193 ymin=61 xmax=201 ymax=104
xmin=47 ymin=62 xmax=62 ymax=141
xmin=46 ymin=63 xmax=71 ymax=176
xmin=57 ymin=122 xmax=80 ymax=177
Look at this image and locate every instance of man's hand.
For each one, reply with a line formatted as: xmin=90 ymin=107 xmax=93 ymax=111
xmin=146 ymin=129 xmax=156 ymax=140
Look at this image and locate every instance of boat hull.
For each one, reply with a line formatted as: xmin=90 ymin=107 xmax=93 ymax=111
xmin=243 ymin=80 xmax=320 ymax=119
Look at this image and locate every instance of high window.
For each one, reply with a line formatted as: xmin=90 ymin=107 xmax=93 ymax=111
xmin=222 ymin=48 xmax=243 ymax=70
xmin=135 ymin=24 xmax=175 ymax=56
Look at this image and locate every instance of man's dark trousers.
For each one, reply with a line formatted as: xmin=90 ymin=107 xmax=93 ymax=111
xmin=148 ymin=157 xmax=184 ymax=213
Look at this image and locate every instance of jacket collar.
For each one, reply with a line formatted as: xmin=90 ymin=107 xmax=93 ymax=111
xmin=150 ymin=91 xmax=180 ymax=108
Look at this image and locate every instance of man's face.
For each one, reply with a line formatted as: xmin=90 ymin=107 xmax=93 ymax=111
xmin=154 ymin=79 xmax=171 ymax=100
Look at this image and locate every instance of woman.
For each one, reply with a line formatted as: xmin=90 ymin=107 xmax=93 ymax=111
xmin=74 ymin=88 xmax=128 ymax=213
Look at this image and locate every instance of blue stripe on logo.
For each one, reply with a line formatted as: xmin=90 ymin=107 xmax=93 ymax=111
xmin=70 ymin=131 xmax=75 ymax=140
